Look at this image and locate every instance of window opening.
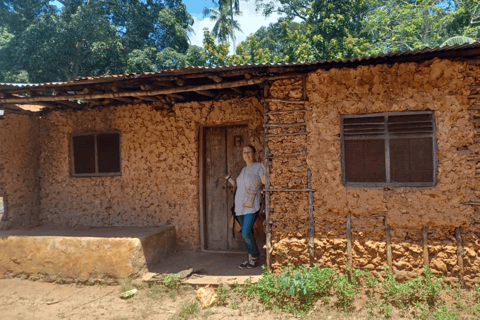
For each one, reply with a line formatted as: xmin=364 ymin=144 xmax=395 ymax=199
xmin=341 ymin=111 xmax=436 ymax=187
xmin=71 ymin=131 xmax=121 ymax=177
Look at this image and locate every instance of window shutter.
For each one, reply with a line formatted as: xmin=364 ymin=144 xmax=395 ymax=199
xmin=388 ymin=114 xmax=434 ymax=182
xmin=343 ymin=116 xmax=386 ymax=183
xmin=97 ymin=133 xmax=121 ymax=173
xmin=73 ymin=135 xmax=96 ymax=174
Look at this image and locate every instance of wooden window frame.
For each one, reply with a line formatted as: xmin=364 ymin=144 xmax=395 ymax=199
xmin=340 ymin=111 xmax=437 ymax=188
xmin=70 ymin=130 xmax=122 ymax=177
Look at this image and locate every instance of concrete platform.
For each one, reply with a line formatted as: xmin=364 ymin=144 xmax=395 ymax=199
xmin=0 ymin=226 xmax=176 ymax=280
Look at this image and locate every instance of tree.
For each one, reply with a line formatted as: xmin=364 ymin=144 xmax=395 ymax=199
xmin=364 ymin=0 xmax=480 ymax=54
xmin=0 ymin=0 xmax=199 ymax=82
xmin=203 ymin=0 xmax=242 ymax=49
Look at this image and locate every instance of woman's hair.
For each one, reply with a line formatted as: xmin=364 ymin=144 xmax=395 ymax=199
xmin=245 ymin=144 xmax=256 ymax=153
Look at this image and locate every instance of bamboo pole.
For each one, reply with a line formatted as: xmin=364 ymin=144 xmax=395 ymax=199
xmin=347 ymin=214 xmax=353 ymax=271
xmin=384 ymin=218 xmax=393 ymax=270
xmin=455 ymin=228 xmax=465 ymax=287
xmin=422 ymin=227 xmax=429 ymax=266
xmin=308 ymin=169 xmax=315 ymax=265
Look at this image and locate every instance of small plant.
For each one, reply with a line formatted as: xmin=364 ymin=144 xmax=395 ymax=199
xmin=171 ymin=300 xmax=199 ymax=320
xmin=251 ymin=264 xmax=335 ymax=314
xmin=164 ymin=273 xmax=182 ymax=290
xmin=333 ymin=274 xmax=356 ymax=311
xmin=433 ymin=304 xmax=458 ymax=320
xmin=215 ymin=284 xmax=229 ymax=306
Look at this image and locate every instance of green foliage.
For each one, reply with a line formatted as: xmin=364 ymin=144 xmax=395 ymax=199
xmin=383 ymin=266 xmax=443 ymax=309
xmin=0 ymin=0 xmax=198 ymax=82
xmin=249 ymin=264 xmax=335 ymax=314
xmin=163 ymin=273 xmax=182 ymax=290
xmin=333 ymin=274 xmax=356 ymax=311
xmin=433 ymin=304 xmax=458 ymax=320
xmin=171 ymin=300 xmax=200 ymax=320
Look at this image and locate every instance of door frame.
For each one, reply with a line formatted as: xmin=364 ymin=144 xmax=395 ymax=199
xmin=199 ymin=122 xmax=249 ymax=253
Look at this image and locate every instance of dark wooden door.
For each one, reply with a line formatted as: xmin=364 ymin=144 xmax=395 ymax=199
xmin=204 ymin=125 xmax=248 ymax=251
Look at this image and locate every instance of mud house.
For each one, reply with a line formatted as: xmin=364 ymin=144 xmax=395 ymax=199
xmin=1 ymin=43 xmax=480 ymax=284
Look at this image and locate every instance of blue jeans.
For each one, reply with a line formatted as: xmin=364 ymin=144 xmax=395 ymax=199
xmin=237 ymin=213 xmax=259 ymax=257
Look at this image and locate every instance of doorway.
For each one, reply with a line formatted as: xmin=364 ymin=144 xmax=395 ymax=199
xmin=201 ymin=124 xmax=264 ymax=252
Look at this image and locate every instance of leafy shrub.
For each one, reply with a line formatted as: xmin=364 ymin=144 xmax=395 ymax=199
xmin=382 ymin=266 xmax=443 ymax=308
xmin=333 ymin=274 xmax=356 ymax=311
xmin=251 ymin=264 xmax=335 ymax=314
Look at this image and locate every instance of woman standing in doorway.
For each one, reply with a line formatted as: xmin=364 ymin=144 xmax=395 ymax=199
xmin=225 ymin=145 xmax=265 ymax=269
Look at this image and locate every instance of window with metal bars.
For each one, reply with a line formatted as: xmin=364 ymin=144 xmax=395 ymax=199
xmin=341 ymin=111 xmax=437 ymax=187
xmin=71 ymin=131 xmax=121 ymax=177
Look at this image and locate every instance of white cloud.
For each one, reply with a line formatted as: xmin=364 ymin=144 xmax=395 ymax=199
xmin=189 ymin=1 xmax=285 ymax=53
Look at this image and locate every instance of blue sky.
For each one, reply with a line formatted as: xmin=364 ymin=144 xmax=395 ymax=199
xmin=51 ymin=0 xmax=284 ymax=52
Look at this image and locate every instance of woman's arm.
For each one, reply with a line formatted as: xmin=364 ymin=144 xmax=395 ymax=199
xmin=260 ymin=163 xmax=266 ymax=185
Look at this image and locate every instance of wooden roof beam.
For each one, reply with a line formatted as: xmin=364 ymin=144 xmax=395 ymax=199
xmin=167 ymin=93 xmax=185 ymax=100
xmin=194 ymin=90 xmax=216 ymax=97
xmin=231 ymin=87 xmax=244 ymax=95
xmin=0 ymin=75 xmax=283 ymax=103
xmin=209 ymin=75 xmax=222 ymax=83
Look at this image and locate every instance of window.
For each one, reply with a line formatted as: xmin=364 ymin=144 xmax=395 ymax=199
xmin=341 ymin=111 xmax=436 ymax=187
xmin=71 ymin=131 xmax=121 ymax=176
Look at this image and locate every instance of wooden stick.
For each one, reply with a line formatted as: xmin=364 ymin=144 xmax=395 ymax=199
xmin=422 ymin=227 xmax=429 ymax=266
xmin=468 ymin=104 xmax=480 ymax=110
xmin=308 ymin=169 xmax=315 ymax=265
xmin=263 ymin=94 xmax=273 ymax=271
xmin=266 ymin=131 xmax=308 ymax=138
xmin=384 ymin=218 xmax=393 ymax=270
xmin=347 ymin=214 xmax=353 ymax=271
xmin=263 ymin=188 xmax=312 ymax=192
xmin=302 ymin=75 xmax=307 ymax=101
xmin=265 ymin=123 xmax=307 ymax=127
xmin=263 ymin=98 xmax=305 ymax=104
xmin=209 ymin=75 xmax=222 ymax=83
xmin=469 ymin=94 xmax=480 ymax=99
xmin=455 ymin=228 xmax=465 ymax=287
xmin=194 ymin=90 xmax=216 ymax=97
xmin=268 ymin=153 xmax=307 ymax=158
xmin=266 ymin=109 xmax=308 ymax=115
xmin=0 ymin=77 xmax=268 ymax=103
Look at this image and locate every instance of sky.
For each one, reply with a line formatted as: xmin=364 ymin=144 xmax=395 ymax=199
xmin=51 ymin=0 xmax=284 ymax=53
xmin=179 ymin=0 xmax=284 ymax=53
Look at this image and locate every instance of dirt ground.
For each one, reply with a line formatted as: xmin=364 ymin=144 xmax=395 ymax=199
xmin=0 ymin=278 xmax=376 ymax=320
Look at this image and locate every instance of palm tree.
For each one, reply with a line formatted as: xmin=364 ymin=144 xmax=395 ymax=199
xmin=203 ymin=0 xmax=242 ymax=52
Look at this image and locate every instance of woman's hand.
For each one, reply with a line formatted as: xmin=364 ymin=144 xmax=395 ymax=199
xmin=225 ymin=174 xmax=236 ymax=187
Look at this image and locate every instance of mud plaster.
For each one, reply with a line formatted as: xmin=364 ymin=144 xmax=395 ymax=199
xmin=268 ymin=59 xmax=480 ymax=282
xmin=0 ymin=114 xmax=40 ymax=230
xmin=31 ymin=97 xmax=264 ymax=250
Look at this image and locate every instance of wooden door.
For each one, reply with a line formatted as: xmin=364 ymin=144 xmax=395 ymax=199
xmin=204 ymin=125 xmax=248 ymax=251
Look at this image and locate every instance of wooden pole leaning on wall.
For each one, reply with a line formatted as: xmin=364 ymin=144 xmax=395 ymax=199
xmin=455 ymin=228 xmax=466 ymax=288
xmin=422 ymin=227 xmax=429 ymax=267
xmin=384 ymin=217 xmax=393 ymax=270
xmin=263 ymin=83 xmax=273 ymax=271
xmin=307 ymin=169 xmax=315 ymax=265
xmin=346 ymin=214 xmax=353 ymax=272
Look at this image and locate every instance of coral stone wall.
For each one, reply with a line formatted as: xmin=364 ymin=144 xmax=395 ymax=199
xmin=268 ymin=58 xmax=480 ymax=283
xmin=0 ymin=113 xmax=40 ymax=230
xmin=38 ymin=98 xmax=264 ymax=250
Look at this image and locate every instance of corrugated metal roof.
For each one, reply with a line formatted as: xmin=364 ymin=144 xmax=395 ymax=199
xmin=2 ymin=42 xmax=480 ymax=89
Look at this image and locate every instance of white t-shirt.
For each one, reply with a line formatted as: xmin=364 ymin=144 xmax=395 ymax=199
xmin=235 ymin=162 xmax=264 ymax=216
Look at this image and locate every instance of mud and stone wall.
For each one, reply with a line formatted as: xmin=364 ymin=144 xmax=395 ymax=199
xmin=38 ymin=97 xmax=264 ymax=250
xmin=268 ymin=58 xmax=480 ymax=283
xmin=0 ymin=113 xmax=40 ymax=230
